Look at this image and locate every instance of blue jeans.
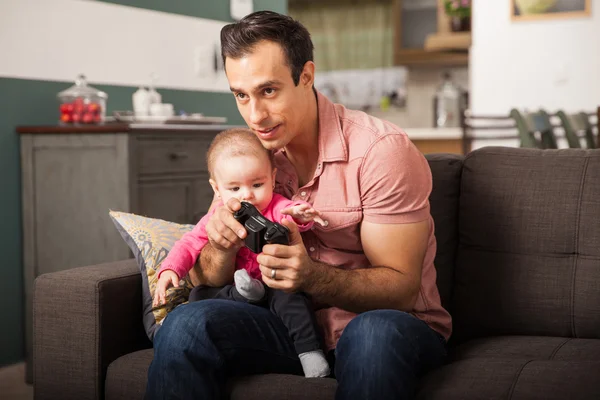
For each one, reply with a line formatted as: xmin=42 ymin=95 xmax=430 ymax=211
xmin=145 ymin=300 xmax=447 ymax=400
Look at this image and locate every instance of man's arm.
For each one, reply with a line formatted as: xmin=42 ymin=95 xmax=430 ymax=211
xmin=188 ymin=196 xmax=246 ymax=287
xmin=259 ymin=217 xmax=429 ymax=313
xmin=306 ymin=133 xmax=432 ymax=312
xmin=188 ymin=243 xmax=237 ymax=287
xmin=305 ymin=219 xmax=428 ymax=313
xmin=260 ymin=134 xmax=432 ymax=312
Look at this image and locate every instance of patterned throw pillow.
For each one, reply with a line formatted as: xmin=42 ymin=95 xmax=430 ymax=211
xmin=109 ymin=210 xmax=196 ymax=340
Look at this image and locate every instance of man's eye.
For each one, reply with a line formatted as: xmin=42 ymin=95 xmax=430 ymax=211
xmin=264 ymin=88 xmax=275 ymax=95
xmin=235 ymin=93 xmax=247 ymax=100
xmin=253 ymin=183 xmax=264 ymax=188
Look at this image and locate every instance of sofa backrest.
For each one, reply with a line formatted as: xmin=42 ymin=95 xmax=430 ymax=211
xmin=426 ymin=153 xmax=463 ymax=314
xmin=450 ymin=147 xmax=600 ymax=342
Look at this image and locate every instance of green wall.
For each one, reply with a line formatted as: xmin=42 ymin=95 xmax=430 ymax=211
xmin=97 ymin=0 xmax=287 ymax=20
xmin=0 ymin=0 xmax=287 ymax=367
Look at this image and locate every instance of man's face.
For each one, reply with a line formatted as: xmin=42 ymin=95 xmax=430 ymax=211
xmin=225 ymin=40 xmax=314 ymax=151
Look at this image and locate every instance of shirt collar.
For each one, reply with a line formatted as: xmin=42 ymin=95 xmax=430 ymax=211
xmin=316 ymin=90 xmax=348 ymax=163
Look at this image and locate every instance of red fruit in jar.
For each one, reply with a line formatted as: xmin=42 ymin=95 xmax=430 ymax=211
xmin=73 ymin=97 xmax=84 ymax=106
xmin=72 ymin=113 xmax=81 ymax=123
xmin=74 ymin=104 xmax=84 ymax=114
xmin=93 ymin=114 xmax=101 ymax=123
xmin=60 ymin=103 xmax=74 ymax=114
xmin=61 ymin=113 xmax=72 ymax=123
xmin=82 ymin=112 xmax=94 ymax=124
xmin=87 ymin=102 xmax=100 ymax=113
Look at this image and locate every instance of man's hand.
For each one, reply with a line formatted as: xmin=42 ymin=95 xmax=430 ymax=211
xmin=260 ymin=217 xmax=429 ymax=313
xmin=205 ymin=198 xmax=246 ymax=253
xmin=280 ymin=204 xmax=327 ymax=226
xmin=192 ymin=197 xmax=246 ymax=288
xmin=257 ymin=218 xmax=318 ymax=292
xmin=153 ymin=270 xmax=179 ymax=307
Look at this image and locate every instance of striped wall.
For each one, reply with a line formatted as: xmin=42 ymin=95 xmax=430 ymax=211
xmin=0 ymin=0 xmax=287 ymax=367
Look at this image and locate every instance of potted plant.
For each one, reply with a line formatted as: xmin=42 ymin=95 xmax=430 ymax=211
xmin=444 ymin=0 xmax=471 ymax=32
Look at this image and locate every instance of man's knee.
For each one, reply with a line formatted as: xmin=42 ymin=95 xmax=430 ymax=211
xmin=337 ymin=310 xmax=418 ymax=355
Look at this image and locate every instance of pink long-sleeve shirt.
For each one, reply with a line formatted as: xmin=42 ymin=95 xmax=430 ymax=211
xmin=158 ymin=193 xmax=313 ymax=282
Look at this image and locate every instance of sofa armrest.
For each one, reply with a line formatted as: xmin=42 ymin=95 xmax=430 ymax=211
xmin=34 ymin=259 xmax=152 ymax=400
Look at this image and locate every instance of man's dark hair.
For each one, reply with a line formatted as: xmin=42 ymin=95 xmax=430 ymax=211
xmin=220 ymin=11 xmax=314 ymax=86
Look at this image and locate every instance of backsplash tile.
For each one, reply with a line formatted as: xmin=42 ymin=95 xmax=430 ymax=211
xmin=370 ymin=66 xmax=469 ymax=128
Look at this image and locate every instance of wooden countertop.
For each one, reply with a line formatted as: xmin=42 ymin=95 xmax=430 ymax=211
xmin=403 ymin=127 xmax=463 ymax=140
xmin=17 ymin=123 xmax=243 ymax=134
xmin=17 ymin=124 xmax=130 ymax=134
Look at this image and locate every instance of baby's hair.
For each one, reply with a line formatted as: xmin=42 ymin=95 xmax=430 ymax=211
xmin=206 ymin=128 xmax=274 ymax=178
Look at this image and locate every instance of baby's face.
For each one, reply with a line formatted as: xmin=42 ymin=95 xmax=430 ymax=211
xmin=211 ymin=153 xmax=276 ymax=212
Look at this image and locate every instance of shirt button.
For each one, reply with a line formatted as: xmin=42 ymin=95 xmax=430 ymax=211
xmin=300 ymin=191 xmax=307 ymax=197
xmin=309 ymin=247 xmax=315 ymax=252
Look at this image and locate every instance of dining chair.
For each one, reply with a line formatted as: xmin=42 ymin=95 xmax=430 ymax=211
xmin=509 ymin=108 xmax=539 ymax=148
xmin=555 ymin=110 xmax=583 ymax=148
xmin=574 ymin=111 xmax=596 ymax=149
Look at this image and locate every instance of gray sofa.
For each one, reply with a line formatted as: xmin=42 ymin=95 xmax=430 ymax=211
xmin=33 ymin=147 xmax=600 ymax=399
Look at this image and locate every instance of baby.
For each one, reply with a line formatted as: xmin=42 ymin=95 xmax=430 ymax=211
xmin=153 ymin=128 xmax=330 ymax=378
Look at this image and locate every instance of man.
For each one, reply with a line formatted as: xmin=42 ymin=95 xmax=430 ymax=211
xmin=146 ymin=10 xmax=451 ymax=400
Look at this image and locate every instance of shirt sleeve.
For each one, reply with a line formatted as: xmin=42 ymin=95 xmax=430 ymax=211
xmin=157 ymin=210 xmax=213 ymax=279
xmin=271 ymin=195 xmax=314 ymax=232
xmin=359 ymin=133 xmax=432 ymax=224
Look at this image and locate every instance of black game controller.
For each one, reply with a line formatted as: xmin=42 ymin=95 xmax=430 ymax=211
xmin=233 ymin=201 xmax=290 ymax=253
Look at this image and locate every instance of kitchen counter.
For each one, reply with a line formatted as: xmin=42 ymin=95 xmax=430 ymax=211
xmin=402 ymin=127 xmax=463 ymax=140
xmin=16 ymin=123 xmax=243 ymax=134
xmin=16 ymin=123 xmax=462 ymax=138
xmin=367 ymin=109 xmax=466 ymax=153
xmin=17 ymin=123 xmax=467 ymax=154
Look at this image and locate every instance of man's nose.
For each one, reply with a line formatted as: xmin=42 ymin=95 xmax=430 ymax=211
xmin=249 ymin=100 xmax=268 ymax=125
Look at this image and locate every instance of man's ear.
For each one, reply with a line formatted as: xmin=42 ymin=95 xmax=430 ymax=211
xmin=300 ymin=61 xmax=315 ymax=88
xmin=209 ymin=178 xmax=220 ymax=198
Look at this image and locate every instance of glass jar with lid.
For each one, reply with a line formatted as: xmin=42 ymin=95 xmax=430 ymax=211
xmin=433 ymin=72 xmax=466 ymax=128
xmin=57 ymin=74 xmax=108 ymax=124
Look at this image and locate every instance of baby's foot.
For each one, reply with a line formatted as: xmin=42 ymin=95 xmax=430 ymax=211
xmin=234 ymin=269 xmax=265 ymax=302
xmin=299 ymin=350 xmax=330 ymax=378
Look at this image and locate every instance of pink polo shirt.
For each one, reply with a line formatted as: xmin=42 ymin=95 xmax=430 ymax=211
xmin=273 ymin=91 xmax=452 ymax=351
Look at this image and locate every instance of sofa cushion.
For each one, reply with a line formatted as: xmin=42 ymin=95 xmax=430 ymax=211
xmin=227 ymin=375 xmax=337 ymax=400
xmin=106 ymin=340 xmax=600 ymax=400
xmin=425 ymin=153 xmax=463 ymax=313
xmin=105 ymin=349 xmax=337 ymax=400
xmin=453 ymin=147 xmax=600 ymax=342
xmin=417 ymin=358 xmax=600 ymax=400
xmin=109 ymin=211 xmax=196 ymax=340
xmin=451 ymin=335 xmax=600 ymax=362
xmin=105 ymin=349 xmax=153 ymax=400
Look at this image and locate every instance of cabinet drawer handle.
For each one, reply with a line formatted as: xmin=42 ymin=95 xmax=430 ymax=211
xmin=169 ymin=152 xmax=189 ymax=161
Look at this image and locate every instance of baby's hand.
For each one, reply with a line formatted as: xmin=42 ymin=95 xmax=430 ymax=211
xmin=281 ymin=204 xmax=326 ymax=226
xmin=153 ymin=270 xmax=180 ymax=308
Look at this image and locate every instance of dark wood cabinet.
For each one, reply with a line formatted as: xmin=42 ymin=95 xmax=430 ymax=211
xmin=19 ymin=124 xmax=237 ymax=381
xmin=191 ymin=174 xmax=215 ymax=222
xmin=138 ymin=178 xmax=195 ymax=224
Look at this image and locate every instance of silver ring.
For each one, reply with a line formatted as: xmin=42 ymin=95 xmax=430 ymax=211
xmin=271 ymin=268 xmax=277 ymax=279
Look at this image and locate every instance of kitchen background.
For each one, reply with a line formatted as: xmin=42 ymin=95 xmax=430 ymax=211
xmin=0 ymin=0 xmax=284 ymax=367
xmin=1 ymin=0 xmax=599 ymax=367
